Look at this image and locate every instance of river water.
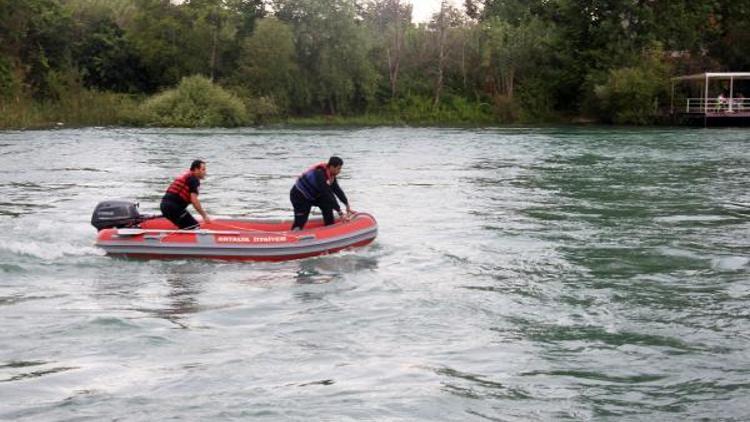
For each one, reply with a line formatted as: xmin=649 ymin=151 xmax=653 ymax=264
xmin=1 ymin=127 xmax=749 ymax=420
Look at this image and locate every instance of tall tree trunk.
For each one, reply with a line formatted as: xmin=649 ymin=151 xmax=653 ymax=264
xmin=391 ymin=53 xmax=400 ymax=99
xmin=328 ymin=96 xmax=336 ymax=115
xmin=503 ymin=67 xmax=515 ymax=99
xmin=390 ymin=1 xmax=402 ymax=99
xmin=433 ymin=0 xmax=447 ymax=107
xmin=384 ymin=0 xmax=404 ymax=100
xmin=210 ymin=27 xmax=217 ymax=81
xmin=461 ymin=35 xmax=467 ymax=90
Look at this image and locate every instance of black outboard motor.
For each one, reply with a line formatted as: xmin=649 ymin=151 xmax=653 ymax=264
xmin=91 ymin=200 xmax=146 ymax=231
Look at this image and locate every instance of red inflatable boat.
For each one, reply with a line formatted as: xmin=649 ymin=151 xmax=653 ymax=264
xmin=92 ymin=201 xmax=377 ymax=261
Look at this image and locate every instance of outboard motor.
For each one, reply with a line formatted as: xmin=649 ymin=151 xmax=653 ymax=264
xmin=91 ymin=200 xmax=146 ymax=231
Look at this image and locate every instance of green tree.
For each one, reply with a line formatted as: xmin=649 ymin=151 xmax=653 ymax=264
xmin=430 ymin=1 xmax=464 ymax=106
xmin=0 ymin=0 xmax=74 ymax=99
xmin=538 ymin=0 xmax=660 ymax=113
xmin=396 ymin=25 xmax=435 ymax=98
xmin=184 ymin=0 xmax=240 ymax=81
xmin=274 ymin=0 xmax=379 ymax=114
xmin=125 ymin=0 xmax=192 ymax=90
xmin=707 ymin=2 xmax=750 ymax=70
xmin=73 ymin=15 xmax=147 ymax=92
xmin=233 ymin=18 xmax=298 ymax=109
xmin=362 ymin=0 xmax=413 ymax=99
xmin=225 ymin=0 xmax=265 ymax=38
xmin=126 ymin=0 xmax=238 ymax=90
xmin=480 ymin=0 xmax=549 ymax=24
xmin=593 ymin=44 xmax=671 ymax=124
xmin=481 ymin=16 xmax=549 ymax=99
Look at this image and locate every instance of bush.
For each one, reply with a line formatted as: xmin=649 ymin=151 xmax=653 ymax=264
xmin=492 ymin=94 xmax=520 ymax=123
xmin=139 ymin=75 xmax=248 ymax=127
xmin=227 ymin=83 xmax=283 ymax=124
xmin=517 ymin=76 xmax=558 ymax=122
xmin=244 ymin=96 xmax=281 ymax=124
xmin=593 ymin=44 xmax=671 ymax=124
xmin=380 ymin=94 xmax=494 ymax=124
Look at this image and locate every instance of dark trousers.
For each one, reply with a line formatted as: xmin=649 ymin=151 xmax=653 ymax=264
xmin=290 ymin=186 xmax=335 ymax=230
xmin=160 ymin=199 xmax=199 ymax=229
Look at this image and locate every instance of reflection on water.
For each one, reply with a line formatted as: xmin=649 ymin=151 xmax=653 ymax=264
xmin=295 ymin=253 xmax=379 ymax=285
xmin=158 ymin=269 xmax=204 ymax=329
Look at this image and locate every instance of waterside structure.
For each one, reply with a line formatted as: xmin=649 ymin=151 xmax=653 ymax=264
xmin=671 ymin=72 xmax=750 ymax=127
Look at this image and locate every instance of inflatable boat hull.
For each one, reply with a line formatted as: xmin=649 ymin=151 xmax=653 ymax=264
xmin=95 ymin=212 xmax=377 ymax=262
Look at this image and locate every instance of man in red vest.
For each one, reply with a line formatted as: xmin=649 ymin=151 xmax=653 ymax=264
xmin=290 ymin=156 xmax=352 ymax=230
xmin=160 ymin=160 xmax=212 ymax=229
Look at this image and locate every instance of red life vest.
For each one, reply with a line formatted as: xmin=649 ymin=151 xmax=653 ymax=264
xmin=165 ymin=171 xmax=195 ymax=203
xmin=301 ymin=162 xmax=333 ymax=185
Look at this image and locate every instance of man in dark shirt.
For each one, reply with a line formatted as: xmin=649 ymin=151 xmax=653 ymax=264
xmin=160 ymin=160 xmax=212 ymax=229
xmin=290 ymin=156 xmax=352 ymax=230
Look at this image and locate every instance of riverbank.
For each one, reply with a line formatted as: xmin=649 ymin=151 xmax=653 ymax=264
xmin=0 ymin=99 xmax=584 ymax=130
xmin=0 ymin=79 xmax=590 ymax=130
xmin=0 ymin=93 xmax=142 ymax=130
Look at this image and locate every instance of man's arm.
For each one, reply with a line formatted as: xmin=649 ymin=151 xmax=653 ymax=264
xmin=331 ymin=179 xmax=351 ymax=214
xmin=186 ymin=177 xmax=211 ymax=224
xmin=190 ymin=193 xmax=211 ymax=224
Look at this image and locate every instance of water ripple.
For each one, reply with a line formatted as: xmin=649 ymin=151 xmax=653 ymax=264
xmin=2 ymin=127 xmax=750 ymax=420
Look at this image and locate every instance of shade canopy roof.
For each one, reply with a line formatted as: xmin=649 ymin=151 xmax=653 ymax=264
xmin=672 ymin=72 xmax=750 ymax=81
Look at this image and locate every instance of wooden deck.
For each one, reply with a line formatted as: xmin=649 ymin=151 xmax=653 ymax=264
xmin=677 ymin=111 xmax=750 ymax=127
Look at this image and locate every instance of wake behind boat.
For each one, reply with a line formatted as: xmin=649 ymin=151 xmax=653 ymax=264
xmin=91 ymin=201 xmax=377 ymax=261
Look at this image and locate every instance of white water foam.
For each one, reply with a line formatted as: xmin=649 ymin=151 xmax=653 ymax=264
xmin=0 ymin=240 xmax=103 ymax=261
xmin=0 ymin=219 xmax=104 ymax=261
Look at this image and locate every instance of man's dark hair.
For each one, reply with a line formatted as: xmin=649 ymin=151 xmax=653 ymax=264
xmin=328 ymin=156 xmax=343 ymax=167
xmin=190 ymin=160 xmax=205 ymax=171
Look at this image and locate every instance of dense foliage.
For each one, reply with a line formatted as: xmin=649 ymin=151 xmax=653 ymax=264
xmin=139 ymin=75 xmax=248 ymax=127
xmin=1 ymin=0 xmax=748 ymax=127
